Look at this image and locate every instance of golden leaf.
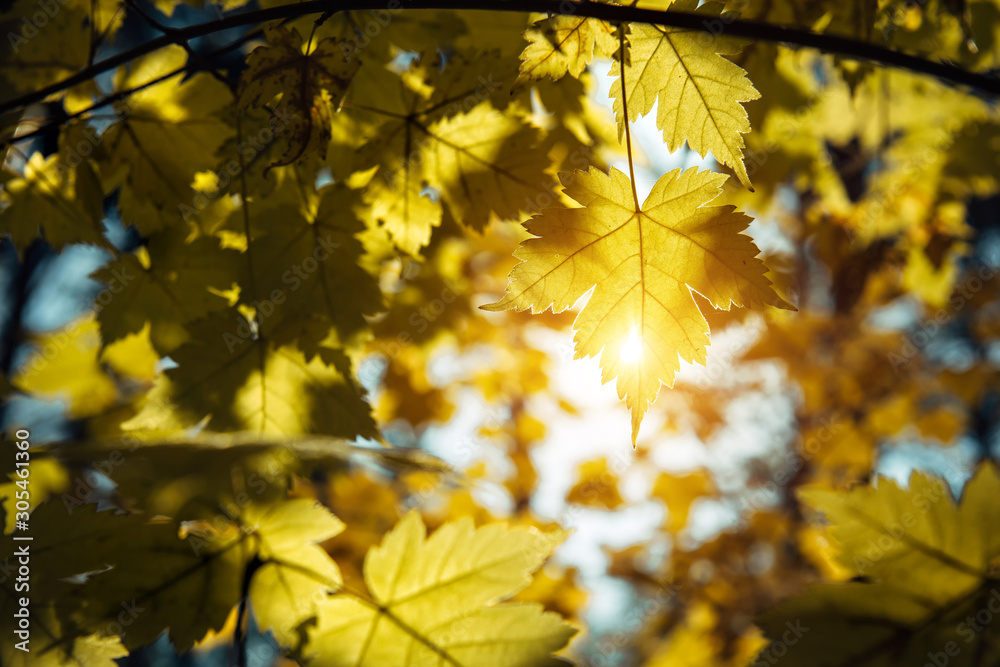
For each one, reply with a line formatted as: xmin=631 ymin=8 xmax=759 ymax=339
xmin=609 ymin=0 xmax=760 ymax=189
xmin=485 ymin=166 xmax=791 ymax=443
xmin=310 ymin=511 xmax=575 ymax=665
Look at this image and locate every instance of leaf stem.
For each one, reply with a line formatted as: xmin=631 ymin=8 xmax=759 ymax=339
xmin=617 ymin=25 xmax=640 ymax=212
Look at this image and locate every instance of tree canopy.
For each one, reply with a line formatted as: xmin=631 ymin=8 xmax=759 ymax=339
xmin=1 ymin=0 xmax=999 ymax=665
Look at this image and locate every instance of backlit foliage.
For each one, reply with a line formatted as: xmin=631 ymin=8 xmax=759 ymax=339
xmin=0 ymin=0 xmax=999 ymax=665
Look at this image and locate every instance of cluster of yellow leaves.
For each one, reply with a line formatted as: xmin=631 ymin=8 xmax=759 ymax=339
xmin=741 ymin=311 xmax=986 ymax=486
xmin=0 ymin=0 xmax=798 ymax=449
xmin=491 ymin=2 xmax=798 ymax=442
xmin=0 ymin=444 xmax=575 ymax=666
xmin=2 ymin=1 xmax=1000 ymax=666
xmin=12 ymin=315 xmax=156 ymax=418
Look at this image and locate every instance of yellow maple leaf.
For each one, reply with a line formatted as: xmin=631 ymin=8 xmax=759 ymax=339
xmin=609 ymin=0 xmax=760 ymax=189
xmin=0 ymin=152 xmax=105 ymax=252
xmin=517 ymin=14 xmax=618 ymax=83
xmin=310 ymin=511 xmax=575 ymax=666
xmin=485 ymin=166 xmax=791 ymax=443
xmin=102 ymin=45 xmax=234 ymax=234
xmin=248 ymin=499 xmax=346 ymax=648
xmin=238 ymin=25 xmax=359 ymax=169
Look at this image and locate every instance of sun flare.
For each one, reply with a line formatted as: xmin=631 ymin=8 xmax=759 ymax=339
xmin=620 ymin=327 xmax=642 ymax=363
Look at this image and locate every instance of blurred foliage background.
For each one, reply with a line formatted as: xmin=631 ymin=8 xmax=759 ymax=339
xmin=1 ymin=0 xmax=1000 ymax=665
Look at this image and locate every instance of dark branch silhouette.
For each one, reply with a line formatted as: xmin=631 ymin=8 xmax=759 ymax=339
xmin=0 ymin=0 xmax=997 ymax=121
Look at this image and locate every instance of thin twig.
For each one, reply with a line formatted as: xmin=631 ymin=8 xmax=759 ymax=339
xmin=1 ymin=23 xmax=265 ymax=150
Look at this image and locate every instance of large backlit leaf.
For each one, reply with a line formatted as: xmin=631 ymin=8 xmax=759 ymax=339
xmin=485 ymin=166 xmax=790 ymax=443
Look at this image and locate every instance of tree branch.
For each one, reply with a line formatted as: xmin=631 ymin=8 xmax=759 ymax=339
xmin=0 ymin=0 xmax=997 ymax=119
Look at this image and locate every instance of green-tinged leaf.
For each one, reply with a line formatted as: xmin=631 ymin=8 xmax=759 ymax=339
xmin=0 ymin=153 xmax=105 ymax=252
xmin=92 ymin=225 xmax=241 ymax=353
xmin=101 ymin=45 xmax=234 ymax=234
xmin=755 ymin=463 xmax=1000 ymax=665
xmin=310 ymin=510 xmax=575 ymax=666
xmin=125 ymin=312 xmax=376 ymax=439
